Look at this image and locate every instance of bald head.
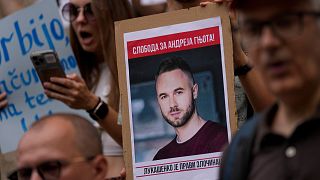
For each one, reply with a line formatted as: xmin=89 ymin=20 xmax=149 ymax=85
xmin=16 ymin=114 xmax=107 ymax=180
xmin=20 ymin=114 xmax=102 ymax=157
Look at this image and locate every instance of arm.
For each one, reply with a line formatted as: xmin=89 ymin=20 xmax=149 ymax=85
xmin=201 ymin=0 xmax=275 ymax=112
xmin=96 ymin=105 xmax=123 ymax=146
xmin=43 ymin=73 xmax=123 ymax=146
xmin=229 ymin=5 xmax=275 ymax=112
xmin=234 ymin=50 xmax=275 ymax=112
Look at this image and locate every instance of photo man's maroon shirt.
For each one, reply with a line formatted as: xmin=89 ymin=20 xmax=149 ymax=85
xmin=153 ymin=121 xmax=228 ymax=160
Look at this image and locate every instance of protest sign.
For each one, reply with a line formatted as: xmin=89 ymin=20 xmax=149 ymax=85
xmin=0 ymin=0 xmax=86 ymax=153
xmin=116 ymin=4 xmax=236 ymax=180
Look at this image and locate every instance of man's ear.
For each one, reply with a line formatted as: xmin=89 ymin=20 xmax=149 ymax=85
xmin=192 ymin=83 xmax=199 ymax=99
xmin=92 ymin=155 xmax=107 ymax=180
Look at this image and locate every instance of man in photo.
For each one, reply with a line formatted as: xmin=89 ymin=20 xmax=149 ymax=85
xmin=153 ymin=56 xmax=228 ymax=160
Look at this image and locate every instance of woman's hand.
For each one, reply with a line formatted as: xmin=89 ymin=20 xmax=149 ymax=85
xmin=0 ymin=91 xmax=8 ymax=110
xmin=200 ymin=0 xmax=233 ymax=11
xmin=43 ymin=73 xmax=99 ymax=110
xmin=120 ymin=167 xmax=126 ymax=179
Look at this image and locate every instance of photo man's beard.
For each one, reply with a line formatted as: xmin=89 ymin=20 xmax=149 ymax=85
xmin=161 ymin=98 xmax=196 ymax=128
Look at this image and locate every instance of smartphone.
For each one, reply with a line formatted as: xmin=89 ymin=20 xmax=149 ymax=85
xmin=30 ymin=50 xmax=66 ymax=84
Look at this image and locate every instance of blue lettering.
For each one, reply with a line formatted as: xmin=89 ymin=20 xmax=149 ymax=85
xmin=60 ymin=55 xmax=78 ymax=71
xmin=0 ymin=80 xmax=13 ymax=95
xmin=20 ymin=68 xmax=40 ymax=86
xmin=65 ymin=36 xmax=70 ymax=46
xmin=0 ymin=68 xmax=40 ymax=95
xmin=8 ymin=103 xmax=23 ymax=116
xmin=24 ymin=91 xmax=51 ymax=109
xmin=32 ymin=68 xmax=40 ymax=83
xmin=20 ymin=68 xmax=33 ymax=86
xmin=40 ymin=14 xmax=55 ymax=50
xmin=15 ymin=21 xmax=32 ymax=55
xmin=8 ymin=68 xmax=21 ymax=90
xmin=24 ymin=91 xmax=36 ymax=109
xmin=30 ymin=19 xmax=44 ymax=47
xmin=0 ymin=103 xmax=22 ymax=121
xmin=36 ymin=93 xmax=50 ymax=105
xmin=60 ymin=57 xmax=68 ymax=71
xmin=0 ymin=108 xmax=9 ymax=121
xmin=50 ymin=18 xmax=64 ymax=40
xmin=34 ymin=114 xmax=40 ymax=121
xmin=20 ymin=118 xmax=28 ymax=132
xmin=0 ymin=33 xmax=14 ymax=65
xmin=68 ymin=55 xmax=77 ymax=69
xmin=1 ymin=14 xmax=67 ymax=66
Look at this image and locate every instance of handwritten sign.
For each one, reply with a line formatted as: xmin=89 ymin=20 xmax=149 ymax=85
xmin=0 ymin=0 xmax=86 ymax=153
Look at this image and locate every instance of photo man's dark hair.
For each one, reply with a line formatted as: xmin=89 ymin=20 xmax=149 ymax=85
xmin=155 ymin=56 xmax=195 ymax=85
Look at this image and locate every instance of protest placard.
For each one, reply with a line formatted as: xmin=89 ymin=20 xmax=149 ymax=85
xmin=115 ymin=4 xmax=236 ymax=180
xmin=0 ymin=0 xmax=86 ymax=153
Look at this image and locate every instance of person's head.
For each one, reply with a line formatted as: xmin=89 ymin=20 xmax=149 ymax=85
xmin=155 ymin=57 xmax=198 ymax=128
xmin=234 ymin=0 xmax=320 ymax=99
xmin=63 ymin=0 xmax=100 ymax=54
xmin=11 ymin=114 xmax=107 ymax=180
xmin=166 ymin=0 xmax=215 ymax=11
xmin=62 ymin=0 xmax=133 ymax=110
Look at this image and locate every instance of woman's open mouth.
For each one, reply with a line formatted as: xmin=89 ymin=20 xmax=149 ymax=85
xmin=79 ymin=31 xmax=94 ymax=45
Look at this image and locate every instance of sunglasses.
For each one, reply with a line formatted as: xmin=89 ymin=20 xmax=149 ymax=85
xmin=62 ymin=2 xmax=95 ymax=22
xmin=7 ymin=156 xmax=95 ymax=180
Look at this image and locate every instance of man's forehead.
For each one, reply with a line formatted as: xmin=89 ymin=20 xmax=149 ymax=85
xmin=156 ymin=69 xmax=191 ymax=90
xmin=157 ymin=69 xmax=189 ymax=82
xmin=237 ymin=0 xmax=312 ymax=21
xmin=19 ymin=119 xmax=76 ymax=153
xmin=18 ymin=122 xmax=80 ymax=165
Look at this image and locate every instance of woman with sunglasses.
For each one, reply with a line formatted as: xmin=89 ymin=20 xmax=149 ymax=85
xmin=43 ymin=0 xmax=133 ymax=179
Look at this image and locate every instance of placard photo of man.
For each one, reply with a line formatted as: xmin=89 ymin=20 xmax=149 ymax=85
xmin=153 ymin=56 xmax=228 ymax=160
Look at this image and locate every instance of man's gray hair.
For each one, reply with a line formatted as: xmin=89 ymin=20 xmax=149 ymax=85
xmin=312 ymin=0 xmax=320 ymax=8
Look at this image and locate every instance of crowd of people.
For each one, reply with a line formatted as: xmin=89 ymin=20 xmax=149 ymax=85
xmin=1 ymin=0 xmax=319 ymax=179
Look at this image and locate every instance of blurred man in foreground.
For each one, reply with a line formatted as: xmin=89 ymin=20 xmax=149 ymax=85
xmin=220 ymin=0 xmax=320 ymax=179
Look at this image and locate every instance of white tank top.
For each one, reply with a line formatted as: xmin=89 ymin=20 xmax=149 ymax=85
xmin=93 ymin=64 xmax=123 ymax=156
